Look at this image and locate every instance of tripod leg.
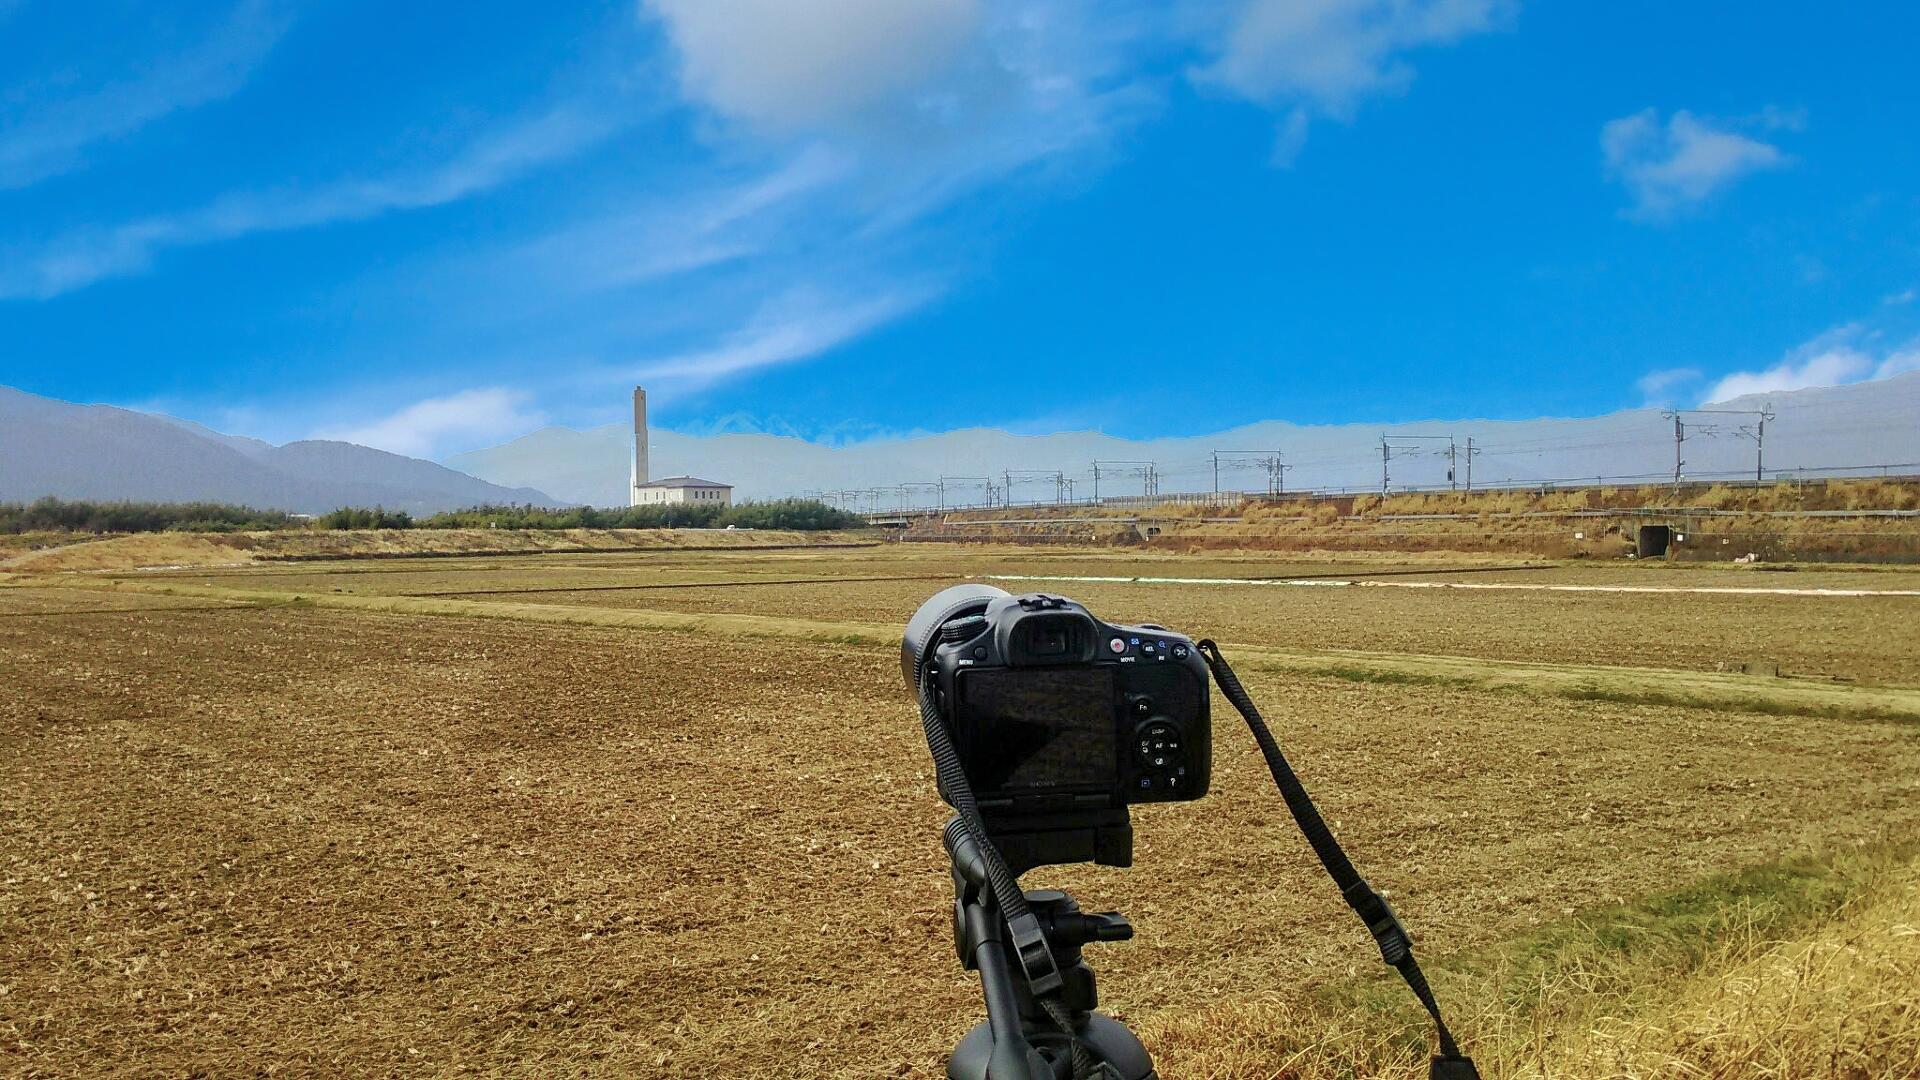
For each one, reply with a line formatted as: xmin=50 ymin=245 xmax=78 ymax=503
xmin=969 ymin=937 xmax=1054 ymax=1079
xmin=950 ymin=892 xmax=1053 ymax=1080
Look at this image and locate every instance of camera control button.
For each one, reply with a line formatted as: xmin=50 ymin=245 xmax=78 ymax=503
xmin=1135 ymin=720 xmax=1182 ymax=765
xmin=1108 ymin=637 xmax=1127 ymax=654
xmin=1172 ymin=644 xmax=1189 ymax=659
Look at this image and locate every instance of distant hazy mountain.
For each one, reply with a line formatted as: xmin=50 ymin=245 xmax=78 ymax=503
xmin=447 ymin=374 xmax=1920 ymax=506
xmin=0 ymin=386 xmax=559 ymax=514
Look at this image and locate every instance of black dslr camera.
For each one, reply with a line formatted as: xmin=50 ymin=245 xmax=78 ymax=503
xmin=904 ymin=585 xmax=1478 ymax=1080
xmin=902 ymin=584 xmax=1211 ymax=873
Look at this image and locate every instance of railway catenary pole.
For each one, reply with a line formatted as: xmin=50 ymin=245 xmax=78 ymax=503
xmin=1212 ymin=450 xmax=1288 ymax=496
xmin=1664 ymin=412 xmax=1687 ymax=486
xmin=1092 ymin=461 xmax=1157 ymax=502
xmin=1380 ymin=434 xmax=1456 ymax=494
xmin=1663 ymin=407 xmax=1772 ymax=487
xmin=1735 ymin=405 xmax=1776 ymax=482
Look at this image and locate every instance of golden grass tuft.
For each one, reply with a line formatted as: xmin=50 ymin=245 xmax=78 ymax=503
xmin=1522 ymin=880 xmax=1920 ymax=1076
xmin=1141 ymin=844 xmax=1920 ymax=1079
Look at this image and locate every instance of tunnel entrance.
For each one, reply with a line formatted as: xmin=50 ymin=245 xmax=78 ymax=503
xmin=1637 ymin=524 xmax=1673 ymax=559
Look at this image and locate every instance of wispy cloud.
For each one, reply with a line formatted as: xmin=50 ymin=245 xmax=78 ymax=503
xmin=1602 ymin=108 xmax=1796 ymax=220
xmin=0 ymin=1 xmax=290 ymax=189
xmin=1703 ymin=326 xmax=1920 ymax=403
xmin=517 ymin=145 xmax=853 ymax=291
xmin=1635 ymin=366 xmax=1700 ymax=408
xmin=0 ymin=105 xmax=615 ymax=299
xmin=538 ymin=0 xmax=1158 ymax=402
xmin=1190 ymin=0 xmax=1515 ymax=164
xmin=317 ymin=387 xmax=546 ymax=460
xmin=629 ymin=286 xmax=933 ymax=395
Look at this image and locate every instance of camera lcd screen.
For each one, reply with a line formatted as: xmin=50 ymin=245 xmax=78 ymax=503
xmin=958 ymin=667 xmax=1116 ymax=791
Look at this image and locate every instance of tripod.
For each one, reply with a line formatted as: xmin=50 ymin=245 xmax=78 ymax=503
xmin=942 ymin=816 xmax=1156 ymax=1080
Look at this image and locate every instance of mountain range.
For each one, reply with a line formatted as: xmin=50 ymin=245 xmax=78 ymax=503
xmin=1 ymin=386 xmax=557 ymax=514
xmin=448 ymin=374 xmax=1920 ymax=506
xmin=6 ymin=375 xmax=1915 ymax=514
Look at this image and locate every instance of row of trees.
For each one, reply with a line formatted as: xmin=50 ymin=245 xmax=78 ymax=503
xmin=0 ymin=498 xmax=298 ymax=534
xmin=2 ymin=497 xmax=864 ymax=534
xmin=414 ymin=499 xmax=864 ymax=531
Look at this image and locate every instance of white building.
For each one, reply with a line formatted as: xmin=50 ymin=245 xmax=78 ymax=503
xmin=628 ymin=385 xmax=734 ymax=508
xmin=632 ymin=476 xmax=734 ymax=507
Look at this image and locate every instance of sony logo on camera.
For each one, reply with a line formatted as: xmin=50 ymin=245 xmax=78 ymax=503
xmin=904 ymin=585 xmax=1212 ymax=823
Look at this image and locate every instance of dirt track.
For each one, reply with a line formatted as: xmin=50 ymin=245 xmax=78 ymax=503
xmin=6 ymin=560 xmax=1919 ymax=1076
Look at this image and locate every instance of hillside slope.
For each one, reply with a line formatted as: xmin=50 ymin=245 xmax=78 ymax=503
xmin=0 ymin=386 xmax=558 ymax=514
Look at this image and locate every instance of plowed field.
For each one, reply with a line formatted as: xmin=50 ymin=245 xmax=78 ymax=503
xmin=5 ymin=542 xmax=1919 ymax=1077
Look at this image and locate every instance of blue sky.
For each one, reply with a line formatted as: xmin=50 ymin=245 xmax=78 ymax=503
xmin=2 ymin=1 xmax=1918 ymax=459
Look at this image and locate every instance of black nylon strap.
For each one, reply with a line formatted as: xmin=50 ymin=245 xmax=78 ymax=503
xmin=919 ymin=658 xmax=1096 ymax=1078
xmin=1198 ymin=640 xmax=1479 ymax=1077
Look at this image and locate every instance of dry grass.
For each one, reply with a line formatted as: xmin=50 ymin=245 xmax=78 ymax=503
xmin=1522 ymin=859 xmax=1920 ymax=1077
xmin=1140 ymin=843 xmax=1920 ymax=1078
xmin=937 ymin=479 xmax=1920 ymax=560
xmin=0 ymin=528 xmax=869 ymax=573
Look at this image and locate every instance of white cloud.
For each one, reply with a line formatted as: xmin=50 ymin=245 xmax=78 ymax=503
xmin=1702 ymin=327 xmax=1920 ymax=404
xmin=0 ymin=106 xmax=614 ymax=299
xmin=645 ymin=0 xmax=983 ymax=134
xmin=1635 ymin=367 xmax=1700 ymax=407
xmin=1191 ymin=0 xmax=1512 ymax=161
xmin=0 ymin=1 xmax=289 ymax=189
xmin=1602 ymin=108 xmax=1792 ymax=220
xmin=319 ymin=387 xmax=546 ymax=460
xmin=642 ymin=1 xmax=1157 ymax=201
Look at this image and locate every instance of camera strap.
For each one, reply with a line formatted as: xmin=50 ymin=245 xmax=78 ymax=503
xmin=1197 ymin=640 xmax=1481 ymax=1080
xmin=917 ymin=662 xmax=1103 ymax=1079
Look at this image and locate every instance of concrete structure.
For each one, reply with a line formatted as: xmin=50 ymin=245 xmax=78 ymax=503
xmin=632 ymin=476 xmax=733 ymax=507
xmin=628 ymin=386 xmax=649 ymax=507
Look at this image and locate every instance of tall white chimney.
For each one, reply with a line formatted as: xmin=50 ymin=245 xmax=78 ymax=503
xmin=629 ymin=386 xmax=648 ymax=506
